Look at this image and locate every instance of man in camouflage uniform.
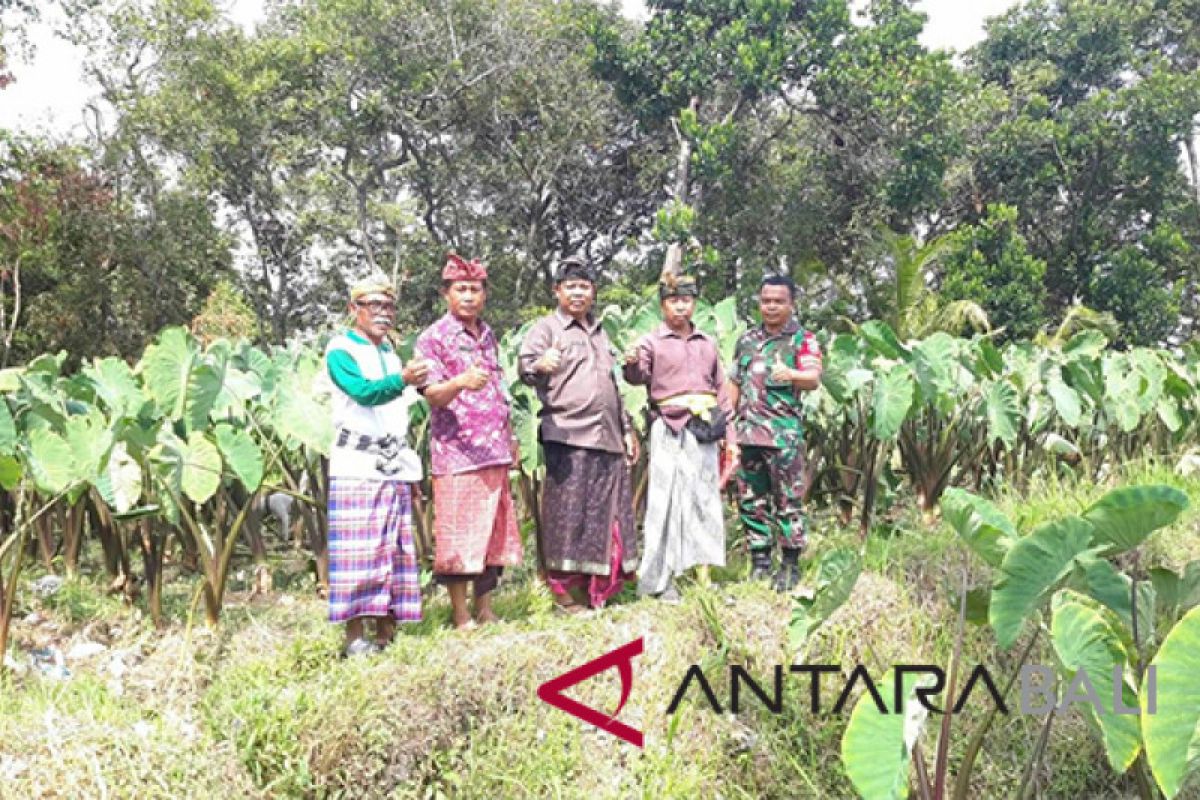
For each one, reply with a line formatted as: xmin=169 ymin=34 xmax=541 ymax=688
xmin=729 ymin=275 xmax=823 ymax=592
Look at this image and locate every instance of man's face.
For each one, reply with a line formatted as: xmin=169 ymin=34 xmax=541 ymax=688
xmin=758 ymin=284 xmax=794 ymax=328
xmin=554 ymin=278 xmax=595 ymax=317
xmin=661 ymin=294 xmax=696 ymax=328
xmin=444 ymin=280 xmax=486 ymax=321
xmin=351 ymin=292 xmax=396 ymax=341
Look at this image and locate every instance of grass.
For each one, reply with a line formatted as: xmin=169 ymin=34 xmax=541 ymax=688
xmin=2 ymin=460 xmax=1200 ymax=797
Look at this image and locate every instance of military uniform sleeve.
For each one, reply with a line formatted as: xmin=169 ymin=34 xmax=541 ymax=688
xmin=327 ymin=348 xmax=406 ymax=406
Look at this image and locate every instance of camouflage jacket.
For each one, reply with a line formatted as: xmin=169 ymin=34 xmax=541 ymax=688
xmin=730 ymin=319 xmax=823 ymax=448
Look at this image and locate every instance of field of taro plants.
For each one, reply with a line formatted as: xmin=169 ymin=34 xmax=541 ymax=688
xmin=1 ymin=294 xmax=1200 ymax=798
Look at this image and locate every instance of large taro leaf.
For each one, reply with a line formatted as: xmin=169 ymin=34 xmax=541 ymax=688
xmin=26 ymin=427 xmax=75 ymax=495
xmin=152 ymin=431 xmax=222 ymax=506
xmin=1081 ymin=485 xmax=1188 ymax=556
xmin=1143 ymin=606 xmax=1200 ymax=798
xmin=1069 ymin=555 xmax=1156 ymax=646
xmin=841 ymin=668 xmax=936 ymax=800
xmin=990 ymin=516 xmax=1097 ymax=649
xmin=1103 ymin=354 xmax=1143 ymax=433
xmin=870 ymin=364 xmax=914 ymax=440
xmin=859 ymin=320 xmax=910 ymax=361
xmin=940 ymin=487 xmax=1019 ymax=568
xmin=789 ymin=548 xmax=861 ymax=653
xmin=911 ymin=333 xmax=961 ymax=411
xmin=983 ymin=379 xmax=1021 ymax=447
xmin=215 ymin=423 xmax=263 ymax=492
xmin=95 ymin=441 xmax=143 ymax=514
xmin=1063 ymin=330 xmax=1109 ymax=360
xmin=139 ymin=326 xmax=197 ymax=420
xmin=1046 ymin=367 xmax=1083 ymax=427
xmin=1050 ymin=591 xmax=1142 ymax=772
xmin=85 ymin=357 xmax=144 ymax=419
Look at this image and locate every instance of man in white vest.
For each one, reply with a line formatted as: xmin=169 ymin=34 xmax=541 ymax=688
xmin=324 ymin=278 xmax=429 ymax=657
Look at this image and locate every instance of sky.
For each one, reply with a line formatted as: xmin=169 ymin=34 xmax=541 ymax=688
xmin=0 ymin=0 xmax=1023 ymax=137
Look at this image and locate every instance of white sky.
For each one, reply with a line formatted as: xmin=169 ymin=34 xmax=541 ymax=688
xmin=0 ymin=0 xmax=1021 ymax=137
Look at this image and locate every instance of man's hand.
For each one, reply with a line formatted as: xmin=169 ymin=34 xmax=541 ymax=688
xmin=623 ymin=342 xmax=641 ymax=366
xmin=457 ymin=357 xmax=490 ymax=391
xmin=537 ymin=338 xmax=565 ymax=373
xmin=770 ymin=352 xmax=792 ymax=384
xmin=624 ymin=430 xmax=640 ymax=467
xmin=403 ymin=355 xmax=430 ymax=386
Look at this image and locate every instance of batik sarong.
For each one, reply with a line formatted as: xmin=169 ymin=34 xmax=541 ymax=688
xmin=539 ymin=441 xmax=638 ymax=606
xmin=327 ymin=478 xmax=421 ymax=623
xmin=432 ymin=465 xmax=522 ymax=577
xmin=638 ymin=418 xmax=726 ymax=595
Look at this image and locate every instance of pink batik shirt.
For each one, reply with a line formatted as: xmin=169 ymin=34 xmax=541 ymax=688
xmin=415 ymin=313 xmax=514 ymax=476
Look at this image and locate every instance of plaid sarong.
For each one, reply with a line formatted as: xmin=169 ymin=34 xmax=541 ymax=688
xmin=432 ymin=466 xmax=522 ymax=576
xmin=327 ymin=479 xmax=421 ymax=624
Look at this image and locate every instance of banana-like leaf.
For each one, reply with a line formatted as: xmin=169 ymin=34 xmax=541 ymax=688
xmin=1050 ymin=591 xmax=1142 ymax=772
xmin=941 ymin=487 xmax=1018 ymax=567
xmin=1082 ymin=485 xmax=1188 ymax=556
xmin=990 ymin=516 xmax=1097 ymax=649
xmin=841 ymin=668 xmax=936 ymax=800
xmin=1143 ymin=606 xmax=1200 ymax=798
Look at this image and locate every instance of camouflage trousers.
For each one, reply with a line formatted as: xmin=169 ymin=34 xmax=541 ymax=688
xmin=735 ymin=443 xmax=807 ymax=551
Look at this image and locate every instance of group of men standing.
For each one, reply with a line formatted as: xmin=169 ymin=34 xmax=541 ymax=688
xmin=322 ymin=254 xmax=822 ymax=657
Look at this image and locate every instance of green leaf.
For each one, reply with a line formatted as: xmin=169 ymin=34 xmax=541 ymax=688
xmin=990 ymin=516 xmax=1097 ymax=649
xmin=859 ymin=320 xmax=910 ymax=360
xmin=139 ymin=326 xmax=198 ymax=421
xmin=96 ymin=442 xmax=143 ymax=514
xmin=841 ymin=668 xmax=936 ymax=800
xmin=86 ymin=357 xmax=143 ymax=419
xmin=941 ymin=487 xmax=1018 ymax=568
xmin=184 ymin=362 xmax=224 ymax=433
xmin=1082 ymin=485 xmax=1188 ymax=556
xmin=789 ymin=548 xmax=861 ymax=653
xmin=27 ymin=428 xmax=76 ymax=495
xmin=1050 ymin=591 xmax=1142 ymax=771
xmin=181 ymin=433 xmax=222 ymax=505
xmin=0 ymin=399 xmax=14 ymax=455
xmin=1046 ymin=370 xmax=1083 ymax=427
xmin=984 ymin=380 xmax=1021 ymax=446
xmin=1063 ymin=330 xmax=1108 ymax=359
xmin=215 ymin=424 xmax=263 ymax=491
xmin=1069 ymin=555 xmax=1154 ymax=644
xmin=1143 ymin=606 xmax=1200 ymax=798
xmin=0 ymin=454 xmax=22 ymax=490
xmin=870 ymin=364 xmax=914 ymax=440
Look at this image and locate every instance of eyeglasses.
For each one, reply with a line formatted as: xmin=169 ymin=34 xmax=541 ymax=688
xmin=356 ymin=300 xmax=396 ymax=314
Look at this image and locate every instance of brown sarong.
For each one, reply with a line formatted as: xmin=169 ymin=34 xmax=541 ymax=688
xmin=539 ymin=442 xmax=638 ymax=604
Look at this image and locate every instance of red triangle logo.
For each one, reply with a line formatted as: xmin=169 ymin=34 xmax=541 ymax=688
xmin=537 ymin=637 xmax=644 ymax=747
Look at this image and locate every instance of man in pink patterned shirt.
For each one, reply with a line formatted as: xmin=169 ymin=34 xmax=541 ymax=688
xmin=415 ymin=254 xmax=522 ymax=629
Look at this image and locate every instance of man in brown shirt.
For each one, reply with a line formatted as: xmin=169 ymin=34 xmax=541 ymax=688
xmin=518 ymin=256 xmax=639 ymax=611
xmin=623 ymin=272 xmax=737 ymax=602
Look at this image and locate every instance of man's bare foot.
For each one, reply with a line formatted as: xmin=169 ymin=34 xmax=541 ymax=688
xmin=475 ymin=607 xmax=499 ymax=625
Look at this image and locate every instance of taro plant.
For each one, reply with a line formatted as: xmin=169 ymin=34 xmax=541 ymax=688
xmin=839 ymin=484 xmax=1199 ymax=799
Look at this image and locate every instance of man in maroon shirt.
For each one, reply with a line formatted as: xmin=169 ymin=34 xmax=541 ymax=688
xmin=623 ymin=272 xmax=737 ymax=602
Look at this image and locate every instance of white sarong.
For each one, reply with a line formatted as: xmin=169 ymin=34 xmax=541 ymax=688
xmin=637 ymin=417 xmax=726 ymax=595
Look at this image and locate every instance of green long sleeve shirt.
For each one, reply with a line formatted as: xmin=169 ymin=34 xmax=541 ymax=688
xmin=326 ymin=339 xmax=406 ymax=407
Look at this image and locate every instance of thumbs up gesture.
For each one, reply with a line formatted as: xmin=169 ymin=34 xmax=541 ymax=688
xmin=538 ymin=338 xmax=565 ymax=374
xmin=770 ymin=351 xmax=792 ymax=384
xmin=458 ymin=355 xmax=490 ymax=391
xmin=403 ymin=355 xmax=431 ymax=386
xmin=623 ymin=341 xmax=641 ymax=366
